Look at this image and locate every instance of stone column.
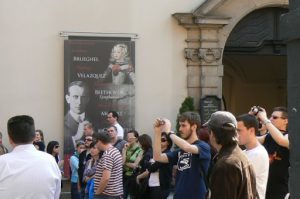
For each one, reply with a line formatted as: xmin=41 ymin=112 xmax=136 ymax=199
xmin=173 ymin=14 xmax=229 ymax=109
xmin=281 ymin=2 xmax=300 ymax=198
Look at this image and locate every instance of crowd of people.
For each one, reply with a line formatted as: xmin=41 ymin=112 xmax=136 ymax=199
xmin=0 ymin=106 xmax=290 ymax=199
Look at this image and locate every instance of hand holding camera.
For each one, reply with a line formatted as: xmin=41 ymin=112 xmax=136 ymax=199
xmin=249 ymin=106 xmax=268 ymax=121
xmin=153 ymin=118 xmax=172 ymax=134
xmin=250 ymin=106 xmax=263 ymax=116
xmin=154 ymin=118 xmax=165 ymax=128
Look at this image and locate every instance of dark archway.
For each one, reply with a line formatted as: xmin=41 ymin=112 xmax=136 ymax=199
xmin=223 ymin=7 xmax=288 ymax=115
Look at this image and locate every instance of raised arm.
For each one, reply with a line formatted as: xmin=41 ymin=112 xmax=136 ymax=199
xmin=257 ymin=108 xmax=289 ymax=148
xmin=163 ymin=119 xmax=199 ymax=154
xmin=153 ymin=118 xmax=169 ymax=163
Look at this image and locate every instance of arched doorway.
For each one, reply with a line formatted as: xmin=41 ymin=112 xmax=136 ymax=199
xmin=173 ymin=0 xmax=289 ymax=116
xmin=223 ymin=7 xmax=288 ymax=115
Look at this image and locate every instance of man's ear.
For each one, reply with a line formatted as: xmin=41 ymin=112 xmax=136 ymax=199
xmin=250 ymin=127 xmax=256 ymax=135
xmin=8 ymin=134 xmax=15 ymax=147
xmin=284 ymin=118 xmax=288 ymax=126
xmin=191 ymin=124 xmax=197 ymax=132
xmin=65 ymin=94 xmax=70 ymax=104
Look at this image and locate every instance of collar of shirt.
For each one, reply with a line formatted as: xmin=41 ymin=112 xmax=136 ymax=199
xmin=69 ymin=111 xmax=86 ymax=123
xmin=12 ymin=144 xmax=36 ymax=153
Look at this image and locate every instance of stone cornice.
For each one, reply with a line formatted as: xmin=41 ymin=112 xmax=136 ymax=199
xmin=173 ymin=13 xmax=230 ymax=29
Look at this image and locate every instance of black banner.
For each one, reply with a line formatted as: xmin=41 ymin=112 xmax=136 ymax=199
xmin=63 ymin=39 xmax=135 ymax=176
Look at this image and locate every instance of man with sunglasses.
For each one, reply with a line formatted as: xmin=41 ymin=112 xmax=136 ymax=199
xmin=78 ymin=135 xmax=94 ymax=198
xmin=251 ymin=106 xmax=289 ymax=199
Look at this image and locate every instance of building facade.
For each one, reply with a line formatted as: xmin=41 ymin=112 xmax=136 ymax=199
xmin=0 ymin=0 xmax=288 ymax=151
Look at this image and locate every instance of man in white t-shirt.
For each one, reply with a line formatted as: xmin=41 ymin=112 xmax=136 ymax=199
xmin=0 ymin=115 xmax=61 ymax=199
xmin=107 ymin=111 xmax=124 ymax=139
xmin=237 ymin=114 xmax=269 ymax=199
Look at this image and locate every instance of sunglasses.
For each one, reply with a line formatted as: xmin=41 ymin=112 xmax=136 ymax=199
xmin=161 ymin=138 xmax=167 ymax=142
xmin=54 ymin=145 xmax=60 ymax=148
xmin=85 ymin=138 xmax=93 ymax=141
xmin=271 ymin=115 xmax=284 ymax=120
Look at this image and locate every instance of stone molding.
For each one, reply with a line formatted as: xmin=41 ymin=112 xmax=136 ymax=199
xmin=185 ymin=48 xmax=199 ymax=62
xmin=199 ymin=48 xmax=222 ymax=63
xmin=185 ymin=48 xmax=222 ymax=64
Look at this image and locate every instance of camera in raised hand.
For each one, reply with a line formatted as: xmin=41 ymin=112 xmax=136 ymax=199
xmin=251 ymin=106 xmax=263 ymax=116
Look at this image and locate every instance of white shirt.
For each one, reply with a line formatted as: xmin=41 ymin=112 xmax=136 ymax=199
xmin=148 ymin=158 xmax=160 ymax=187
xmin=0 ymin=144 xmax=61 ymax=199
xmin=244 ymin=144 xmax=269 ymax=199
xmin=115 ymin=122 xmax=124 ymax=139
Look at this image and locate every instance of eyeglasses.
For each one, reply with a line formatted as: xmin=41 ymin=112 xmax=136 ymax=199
xmin=54 ymin=145 xmax=60 ymax=148
xmin=161 ymin=138 xmax=167 ymax=142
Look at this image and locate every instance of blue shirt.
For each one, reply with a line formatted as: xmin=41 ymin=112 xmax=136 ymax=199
xmin=167 ymin=140 xmax=211 ymax=199
xmin=70 ymin=152 xmax=80 ymax=183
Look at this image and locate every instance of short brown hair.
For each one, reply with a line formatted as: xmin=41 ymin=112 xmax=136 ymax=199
xmin=178 ymin=111 xmax=201 ymax=131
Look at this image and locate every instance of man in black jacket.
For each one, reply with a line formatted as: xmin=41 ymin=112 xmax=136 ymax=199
xmin=78 ymin=135 xmax=93 ymax=198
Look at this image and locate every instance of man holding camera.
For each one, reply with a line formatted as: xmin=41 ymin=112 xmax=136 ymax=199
xmin=153 ymin=112 xmax=211 ymax=199
xmin=250 ymin=106 xmax=289 ymax=199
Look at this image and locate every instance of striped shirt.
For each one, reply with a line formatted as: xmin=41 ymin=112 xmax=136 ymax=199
xmin=94 ymin=146 xmax=123 ymax=196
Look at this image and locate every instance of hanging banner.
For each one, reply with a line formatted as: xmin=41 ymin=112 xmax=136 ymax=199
xmin=63 ymin=38 xmax=135 ymax=176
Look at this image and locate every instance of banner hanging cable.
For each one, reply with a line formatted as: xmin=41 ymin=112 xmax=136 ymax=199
xmin=59 ymin=31 xmax=138 ymax=40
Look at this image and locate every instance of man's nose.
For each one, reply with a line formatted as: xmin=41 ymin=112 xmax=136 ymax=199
xmin=76 ymin=97 xmax=82 ymax=104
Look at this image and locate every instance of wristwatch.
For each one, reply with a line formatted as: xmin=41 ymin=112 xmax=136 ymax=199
xmin=263 ymin=119 xmax=271 ymax=125
xmin=166 ymin=132 xmax=176 ymax=139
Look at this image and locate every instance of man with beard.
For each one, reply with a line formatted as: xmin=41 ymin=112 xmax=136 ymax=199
xmin=153 ymin=111 xmax=211 ymax=199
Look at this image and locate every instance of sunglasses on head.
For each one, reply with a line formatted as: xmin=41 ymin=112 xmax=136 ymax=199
xmin=161 ymin=138 xmax=167 ymax=142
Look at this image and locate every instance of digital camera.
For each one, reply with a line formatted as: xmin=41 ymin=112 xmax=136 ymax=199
xmin=251 ymin=106 xmax=263 ymax=116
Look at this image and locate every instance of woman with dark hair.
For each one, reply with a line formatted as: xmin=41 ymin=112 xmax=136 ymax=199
xmin=136 ymin=132 xmax=173 ymax=199
xmin=46 ymin=141 xmax=60 ymax=163
xmin=137 ymin=134 xmax=153 ymax=178
xmin=82 ymin=141 xmax=100 ymax=199
xmin=122 ymin=130 xmax=143 ymax=199
xmin=46 ymin=140 xmax=64 ymax=189
xmin=133 ymin=134 xmax=153 ymax=198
